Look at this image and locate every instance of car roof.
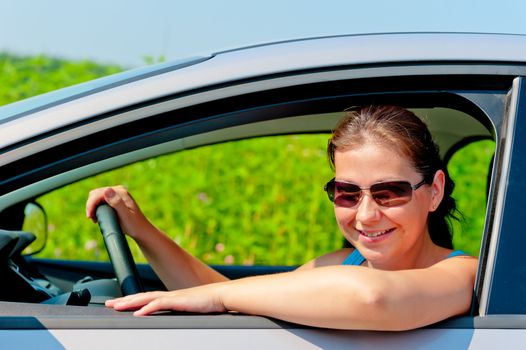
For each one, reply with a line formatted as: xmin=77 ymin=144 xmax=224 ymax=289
xmin=0 ymin=32 xmax=525 ymax=151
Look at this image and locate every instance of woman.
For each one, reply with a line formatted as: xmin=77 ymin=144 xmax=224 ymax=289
xmin=86 ymin=105 xmax=477 ymax=330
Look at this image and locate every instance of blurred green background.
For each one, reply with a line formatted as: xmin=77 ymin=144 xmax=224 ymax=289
xmin=1 ymin=53 xmax=494 ymax=265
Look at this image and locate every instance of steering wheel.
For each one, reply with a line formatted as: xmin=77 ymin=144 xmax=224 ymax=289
xmin=95 ymin=204 xmax=143 ymax=296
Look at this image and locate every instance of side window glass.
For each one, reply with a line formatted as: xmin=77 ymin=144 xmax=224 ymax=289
xmin=448 ymin=139 xmax=495 ymax=256
xmin=35 ymin=134 xmax=341 ymax=266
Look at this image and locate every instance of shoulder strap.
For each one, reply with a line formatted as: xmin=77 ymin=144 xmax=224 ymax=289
xmin=447 ymin=250 xmax=467 ymax=258
xmin=343 ymin=249 xmax=466 ymax=265
xmin=342 ymin=249 xmax=366 ymax=266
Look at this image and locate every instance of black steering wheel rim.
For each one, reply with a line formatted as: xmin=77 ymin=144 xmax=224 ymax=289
xmin=95 ymin=204 xmax=143 ymax=296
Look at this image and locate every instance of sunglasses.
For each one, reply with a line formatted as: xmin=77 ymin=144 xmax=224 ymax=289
xmin=324 ymin=178 xmax=427 ymax=208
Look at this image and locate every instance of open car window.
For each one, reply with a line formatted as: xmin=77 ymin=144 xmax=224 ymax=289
xmin=28 ymin=120 xmax=494 ymax=267
xmin=30 ymin=134 xmax=342 ymax=266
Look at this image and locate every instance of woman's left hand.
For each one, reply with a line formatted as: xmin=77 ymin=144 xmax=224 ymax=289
xmin=105 ymin=283 xmax=228 ymax=316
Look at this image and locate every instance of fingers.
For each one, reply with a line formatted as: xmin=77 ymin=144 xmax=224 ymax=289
xmin=134 ymin=297 xmax=175 ymax=316
xmin=105 ymin=291 xmax=166 ymax=311
xmin=105 ymin=287 xmax=227 ymax=316
xmin=87 ymin=185 xmax=151 ymax=240
xmin=86 ymin=185 xmax=132 ymax=220
xmin=101 ymin=186 xmax=130 ymax=217
xmin=106 ymin=292 xmax=182 ymax=316
xmin=85 ymin=187 xmax=107 ymax=221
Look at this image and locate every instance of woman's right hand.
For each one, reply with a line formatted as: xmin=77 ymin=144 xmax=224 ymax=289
xmin=86 ymin=186 xmax=151 ymax=240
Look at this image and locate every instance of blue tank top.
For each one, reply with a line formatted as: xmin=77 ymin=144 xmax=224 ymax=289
xmin=342 ymin=249 xmax=467 ymax=266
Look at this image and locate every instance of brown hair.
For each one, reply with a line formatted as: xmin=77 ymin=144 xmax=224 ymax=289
xmin=327 ymin=105 xmax=457 ymax=248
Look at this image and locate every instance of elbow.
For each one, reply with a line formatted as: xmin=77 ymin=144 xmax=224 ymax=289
xmin=341 ymin=283 xmax=393 ymax=329
xmin=344 ymin=282 xmax=415 ymax=331
xmin=357 ymin=283 xmax=388 ymax=311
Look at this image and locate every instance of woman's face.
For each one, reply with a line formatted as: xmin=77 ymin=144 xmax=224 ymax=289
xmin=333 ymin=141 xmax=443 ymax=269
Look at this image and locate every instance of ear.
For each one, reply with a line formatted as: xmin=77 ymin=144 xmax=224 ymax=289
xmin=429 ymin=170 xmax=445 ymax=212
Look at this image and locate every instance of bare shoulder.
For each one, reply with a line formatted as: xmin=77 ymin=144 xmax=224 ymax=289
xmin=435 ymin=253 xmax=478 ymax=268
xmin=427 ymin=253 xmax=478 ymax=284
xmin=297 ymin=248 xmax=354 ymax=270
xmin=390 ymin=252 xmax=478 ymax=288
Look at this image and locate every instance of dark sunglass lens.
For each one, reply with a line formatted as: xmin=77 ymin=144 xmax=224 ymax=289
xmin=370 ymin=181 xmax=413 ymax=207
xmin=333 ymin=182 xmax=361 ymax=207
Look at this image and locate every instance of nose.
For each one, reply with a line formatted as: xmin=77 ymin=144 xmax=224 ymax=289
xmin=355 ymin=192 xmax=381 ymax=223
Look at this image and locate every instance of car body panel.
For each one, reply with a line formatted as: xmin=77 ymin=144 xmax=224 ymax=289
xmin=2 ymin=322 xmax=526 ymax=350
xmin=482 ymin=77 xmax=526 ymax=315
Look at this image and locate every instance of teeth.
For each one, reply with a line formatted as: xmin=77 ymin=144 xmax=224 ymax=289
xmin=360 ymin=229 xmax=390 ymax=237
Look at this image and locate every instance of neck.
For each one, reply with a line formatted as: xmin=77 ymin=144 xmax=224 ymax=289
xmin=366 ymin=232 xmax=446 ymax=270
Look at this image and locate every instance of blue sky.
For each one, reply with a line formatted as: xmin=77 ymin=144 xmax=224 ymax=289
xmin=1 ymin=0 xmax=523 ymax=68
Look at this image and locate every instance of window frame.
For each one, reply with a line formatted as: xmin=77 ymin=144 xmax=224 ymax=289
xmin=479 ymin=77 xmax=526 ymax=315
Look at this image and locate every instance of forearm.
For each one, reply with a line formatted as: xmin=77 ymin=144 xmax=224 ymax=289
xmin=219 ymin=264 xmax=473 ymax=330
xmin=220 ymin=266 xmax=388 ymax=330
xmin=133 ymin=223 xmax=229 ymax=290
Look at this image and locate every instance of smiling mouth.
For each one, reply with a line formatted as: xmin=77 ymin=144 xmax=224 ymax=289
xmin=358 ymin=228 xmax=394 ymax=238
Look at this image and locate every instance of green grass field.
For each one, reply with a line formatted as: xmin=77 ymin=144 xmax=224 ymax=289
xmin=2 ymin=53 xmax=494 ymax=265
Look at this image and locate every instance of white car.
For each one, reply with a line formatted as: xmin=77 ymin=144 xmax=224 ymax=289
xmin=0 ymin=32 xmax=525 ymax=349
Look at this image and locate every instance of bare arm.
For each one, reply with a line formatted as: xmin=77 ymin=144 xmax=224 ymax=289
xmin=129 ymin=223 xmax=228 ymax=289
xmin=86 ymin=186 xmax=228 ymax=290
xmin=107 ymin=256 xmax=476 ymax=330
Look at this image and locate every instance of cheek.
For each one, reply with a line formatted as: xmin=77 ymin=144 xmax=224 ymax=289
xmin=385 ymin=208 xmax=413 ymax=226
xmin=385 ymin=204 xmax=429 ymax=232
xmin=334 ymin=207 xmax=355 ymax=227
